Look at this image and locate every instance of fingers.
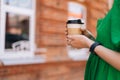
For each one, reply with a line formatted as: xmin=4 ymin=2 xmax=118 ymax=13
xmin=65 ymin=28 xmax=68 ymax=35
xmin=67 ymin=38 xmax=72 ymax=45
xmin=67 ymin=35 xmax=75 ymax=45
xmin=67 ymin=35 xmax=75 ymax=41
xmin=65 ymin=30 xmax=68 ymax=35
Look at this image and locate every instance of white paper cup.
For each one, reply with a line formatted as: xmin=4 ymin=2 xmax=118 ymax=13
xmin=67 ymin=19 xmax=84 ymax=35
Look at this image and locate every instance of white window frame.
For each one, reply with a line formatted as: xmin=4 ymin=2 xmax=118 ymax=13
xmin=0 ymin=0 xmax=36 ymax=59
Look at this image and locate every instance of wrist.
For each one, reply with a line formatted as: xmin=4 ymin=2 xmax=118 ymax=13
xmin=86 ymin=39 xmax=94 ymax=48
xmin=89 ymin=42 xmax=102 ymax=53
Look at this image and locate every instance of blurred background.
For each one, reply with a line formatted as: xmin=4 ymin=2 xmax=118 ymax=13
xmin=0 ymin=0 xmax=113 ymax=80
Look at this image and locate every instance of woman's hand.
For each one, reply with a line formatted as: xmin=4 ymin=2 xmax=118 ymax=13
xmin=67 ymin=35 xmax=94 ymax=49
xmin=65 ymin=26 xmax=94 ymax=49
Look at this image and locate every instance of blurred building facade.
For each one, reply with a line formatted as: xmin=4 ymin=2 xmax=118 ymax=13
xmin=0 ymin=0 xmax=111 ymax=80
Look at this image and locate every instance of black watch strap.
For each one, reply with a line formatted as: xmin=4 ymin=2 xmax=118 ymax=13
xmin=89 ymin=42 xmax=101 ymax=53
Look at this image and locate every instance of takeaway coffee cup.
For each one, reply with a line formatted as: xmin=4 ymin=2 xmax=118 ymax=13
xmin=66 ymin=19 xmax=84 ymax=35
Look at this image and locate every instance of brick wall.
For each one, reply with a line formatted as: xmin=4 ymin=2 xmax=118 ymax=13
xmin=86 ymin=0 xmax=109 ymax=37
xmin=0 ymin=61 xmax=86 ymax=80
xmin=35 ymin=0 xmax=69 ymax=61
xmin=0 ymin=0 xmax=109 ymax=80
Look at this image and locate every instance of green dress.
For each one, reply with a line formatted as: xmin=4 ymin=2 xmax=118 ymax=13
xmin=85 ymin=0 xmax=120 ymax=80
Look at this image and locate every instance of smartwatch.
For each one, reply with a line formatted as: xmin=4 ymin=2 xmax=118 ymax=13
xmin=89 ymin=42 xmax=102 ymax=53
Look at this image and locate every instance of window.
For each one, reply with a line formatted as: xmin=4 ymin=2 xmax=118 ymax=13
xmin=68 ymin=2 xmax=87 ymax=27
xmin=0 ymin=0 xmax=35 ymax=59
xmin=4 ymin=0 xmax=33 ymax=9
xmin=67 ymin=2 xmax=89 ymax=60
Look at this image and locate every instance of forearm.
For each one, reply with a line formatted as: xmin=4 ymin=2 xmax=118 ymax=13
xmin=68 ymin=35 xmax=120 ymax=71
xmin=94 ymin=45 xmax=120 ymax=71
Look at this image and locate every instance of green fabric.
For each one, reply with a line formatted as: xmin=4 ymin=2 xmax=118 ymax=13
xmin=84 ymin=0 xmax=120 ymax=80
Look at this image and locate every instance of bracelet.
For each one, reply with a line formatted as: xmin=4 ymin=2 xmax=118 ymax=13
xmin=89 ymin=42 xmax=101 ymax=53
